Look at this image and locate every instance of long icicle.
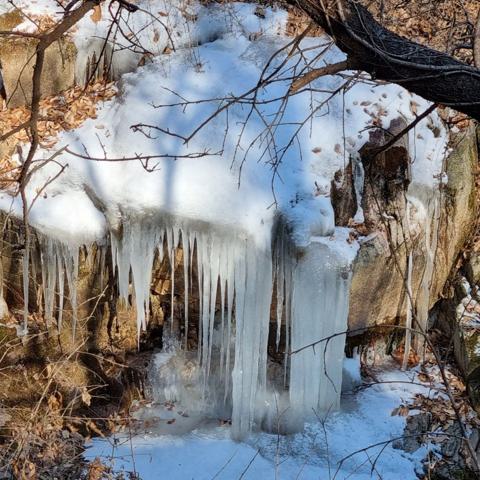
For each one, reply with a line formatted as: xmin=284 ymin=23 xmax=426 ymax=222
xmin=402 ymin=250 xmax=414 ymax=371
xmin=182 ymin=230 xmax=190 ymax=349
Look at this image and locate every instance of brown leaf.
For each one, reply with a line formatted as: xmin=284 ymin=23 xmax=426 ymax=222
xmin=417 ymin=372 xmax=431 ymax=383
xmin=86 ymin=420 xmax=104 ymax=437
xmin=81 ymin=387 xmax=92 ymax=406
xmin=410 ymin=100 xmax=419 ymax=116
xmin=391 ymin=405 xmax=409 ymax=417
xmin=87 ymin=458 xmax=107 ymax=480
xmin=90 ymin=5 xmax=102 ymax=23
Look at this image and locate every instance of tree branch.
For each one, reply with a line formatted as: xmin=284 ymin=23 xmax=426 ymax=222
xmin=292 ymin=0 xmax=480 ymax=120
xmin=289 ymin=59 xmax=350 ymax=92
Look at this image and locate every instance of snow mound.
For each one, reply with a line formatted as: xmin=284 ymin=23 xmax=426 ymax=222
xmin=0 ymin=26 xmax=447 ymax=247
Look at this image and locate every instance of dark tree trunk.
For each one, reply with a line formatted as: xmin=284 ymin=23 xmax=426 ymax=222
xmin=291 ymin=0 xmax=480 ymax=121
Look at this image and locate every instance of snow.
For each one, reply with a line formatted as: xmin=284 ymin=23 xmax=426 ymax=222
xmin=0 ymin=2 xmax=447 ymax=249
xmin=342 ymin=350 xmax=362 ymax=392
xmin=85 ymin=366 xmax=434 ymax=479
xmin=0 ymin=37 xmax=447 ymax=247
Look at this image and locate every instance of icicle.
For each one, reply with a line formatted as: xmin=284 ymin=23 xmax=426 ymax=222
xmin=99 ymin=246 xmax=106 ymax=292
xmin=219 ymin=275 xmax=226 ymax=378
xmin=170 ymin=230 xmax=176 ymax=334
xmin=21 ymin=214 xmax=353 ymax=439
xmin=224 ymin=248 xmax=235 ymax=404
xmin=64 ymin=245 xmax=79 ymax=339
xmin=196 ymin=233 xmax=203 ymax=365
xmin=218 ymin=239 xmax=228 ymax=379
xmin=199 ymin=233 xmax=211 ymax=386
xmin=231 ymin=242 xmax=273 ymax=439
xmin=352 ymin=153 xmax=365 ymax=223
xmin=157 ymin=228 xmax=165 ymax=264
xmin=42 ymin=238 xmax=57 ymax=327
xmin=57 ymin=252 xmax=65 ymax=331
xmin=288 ymin=239 xmax=352 ymax=428
xmin=31 ymin=247 xmax=40 ymax=310
xmin=111 ymin=231 xmax=130 ymax=302
xmin=415 ymin=193 xmax=440 ymax=351
xmin=283 ymin=249 xmax=293 ymax=388
xmin=207 ymin=235 xmax=221 ymax=381
xmin=181 ymin=230 xmax=190 ymax=348
xmin=130 ymin=222 xmax=157 ymax=335
xmin=274 ymin=227 xmax=287 ymax=351
xmin=402 ymin=249 xmax=414 ymax=371
xmin=21 ymin=247 xmax=29 ymax=336
xmin=111 ymin=220 xmax=160 ymax=336
xmin=275 ymin=264 xmax=283 ymax=351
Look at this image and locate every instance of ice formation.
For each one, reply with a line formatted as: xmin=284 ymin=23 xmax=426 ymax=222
xmin=0 ymin=1 xmax=449 ymax=438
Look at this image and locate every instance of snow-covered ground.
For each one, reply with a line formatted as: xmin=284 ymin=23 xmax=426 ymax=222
xmin=85 ymin=362 xmax=435 ymax=479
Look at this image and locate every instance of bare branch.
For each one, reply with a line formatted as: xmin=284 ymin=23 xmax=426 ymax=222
xmin=289 ymin=59 xmax=350 ymax=93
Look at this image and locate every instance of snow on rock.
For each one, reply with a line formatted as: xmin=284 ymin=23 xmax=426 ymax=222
xmin=0 ymin=35 xmax=447 ymax=246
xmin=0 ymin=2 xmax=448 ymax=439
xmin=72 ymin=1 xmax=287 ymax=83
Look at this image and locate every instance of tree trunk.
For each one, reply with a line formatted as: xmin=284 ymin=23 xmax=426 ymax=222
xmin=291 ymin=0 xmax=480 ymax=121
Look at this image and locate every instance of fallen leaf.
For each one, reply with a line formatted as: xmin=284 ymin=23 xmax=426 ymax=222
xmin=81 ymin=387 xmax=92 ymax=406
xmin=90 ymin=5 xmax=102 ymax=23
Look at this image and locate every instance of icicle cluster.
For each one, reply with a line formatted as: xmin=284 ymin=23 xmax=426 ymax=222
xmin=22 ymin=236 xmax=79 ymax=336
xmin=24 ymin=217 xmax=353 ymax=438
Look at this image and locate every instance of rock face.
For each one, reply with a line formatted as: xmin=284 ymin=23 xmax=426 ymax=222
xmin=0 ymin=11 xmax=77 ymax=109
xmin=348 ymin=125 xmax=478 ymax=332
xmin=0 ymin=37 xmax=77 ymax=109
xmin=456 ymin=326 xmax=480 ymax=410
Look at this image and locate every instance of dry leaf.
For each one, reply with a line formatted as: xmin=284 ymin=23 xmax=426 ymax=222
xmin=81 ymin=387 xmax=92 ymax=406
xmin=48 ymin=393 xmax=61 ymax=412
xmin=417 ymin=372 xmax=431 ymax=383
xmin=391 ymin=405 xmax=409 ymax=417
xmin=410 ymin=100 xmax=419 ymax=116
xmin=87 ymin=458 xmax=107 ymax=480
xmin=86 ymin=420 xmax=104 ymax=437
xmin=90 ymin=5 xmax=102 ymax=23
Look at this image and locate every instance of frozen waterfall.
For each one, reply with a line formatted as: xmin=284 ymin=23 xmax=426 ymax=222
xmin=23 ymin=217 xmax=354 ymax=439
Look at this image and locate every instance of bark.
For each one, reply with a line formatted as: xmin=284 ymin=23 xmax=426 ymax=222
xmin=291 ymin=0 xmax=480 ymax=121
xmin=474 ymin=8 xmax=480 ymax=68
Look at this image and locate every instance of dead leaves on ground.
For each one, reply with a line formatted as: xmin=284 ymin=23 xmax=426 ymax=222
xmin=388 ymin=361 xmax=479 ymax=436
xmin=0 ymin=81 xmax=117 ymax=186
xmin=392 ymin=344 xmax=420 ymax=368
xmin=1 ymin=81 xmax=116 ymax=148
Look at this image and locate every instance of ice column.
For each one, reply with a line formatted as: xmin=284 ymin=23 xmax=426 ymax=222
xmin=289 ymin=238 xmax=352 ymax=425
